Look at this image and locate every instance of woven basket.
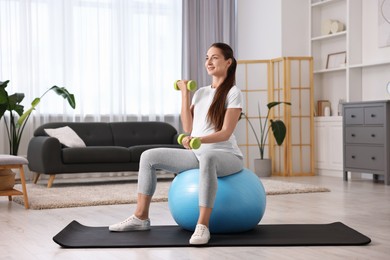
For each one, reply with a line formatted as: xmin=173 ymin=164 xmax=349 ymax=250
xmin=0 ymin=169 xmax=16 ymax=191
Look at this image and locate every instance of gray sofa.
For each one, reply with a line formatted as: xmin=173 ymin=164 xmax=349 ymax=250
xmin=27 ymin=121 xmax=183 ymax=187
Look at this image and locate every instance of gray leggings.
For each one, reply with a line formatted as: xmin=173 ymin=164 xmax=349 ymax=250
xmin=137 ymin=148 xmax=244 ymax=208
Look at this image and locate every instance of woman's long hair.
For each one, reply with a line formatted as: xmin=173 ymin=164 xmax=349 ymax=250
xmin=207 ymin=42 xmax=237 ymax=131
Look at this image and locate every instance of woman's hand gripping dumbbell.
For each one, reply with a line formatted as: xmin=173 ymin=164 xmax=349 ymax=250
xmin=174 ymin=80 xmax=197 ymax=91
xmin=177 ymin=134 xmax=201 ymax=149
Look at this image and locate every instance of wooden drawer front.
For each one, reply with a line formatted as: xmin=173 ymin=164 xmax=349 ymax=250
xmin=345 ymin=146 xmax=384 ymax=171
xmin=364 ymin=106 xmax=384 ymax=125
xmin=345 ymin=107 xmax=364 ymax=125
xmin=345 ymin=127 xmax=385 ymax=144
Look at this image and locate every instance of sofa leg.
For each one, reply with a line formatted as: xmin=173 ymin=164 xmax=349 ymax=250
xmin=33 ymin=173 xmax=41 ymax=184
xmin=47 ymin=174 xmax=56 ymax=188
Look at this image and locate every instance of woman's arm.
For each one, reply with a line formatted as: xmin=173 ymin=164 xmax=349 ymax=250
xmin=177 ymin=81 xmax=193 ymax=133
xmin=181 ymin=107 xmax=241 ymax=149
xmin=199 ymin=108 xmax=242 ymax=144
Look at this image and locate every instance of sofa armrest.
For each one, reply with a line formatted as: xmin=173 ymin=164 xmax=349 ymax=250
xmin=27 ymin=136 xmax=64 ymax=173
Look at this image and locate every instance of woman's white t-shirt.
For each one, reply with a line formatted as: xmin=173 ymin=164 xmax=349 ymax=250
xmin=190 ymin=85 xmax=243 ymax=159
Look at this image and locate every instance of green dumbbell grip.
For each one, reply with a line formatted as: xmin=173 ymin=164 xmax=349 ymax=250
xmin=174 ymin=80 xmax=197 ymax=91
xmin=177 ymin=133 xmax=186 ymax=145
xmin=177 ymin=134 xmax=201 ymax=149
xmin=187 ymin=80 xmax=197 ymax=91
xmin=189 ymin=137 xmax=201 ymax=149
xmin=174 ymin=80 xmax=180 ymax=91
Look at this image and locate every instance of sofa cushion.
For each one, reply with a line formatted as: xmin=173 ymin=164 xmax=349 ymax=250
xmin=128 ymin=144 xmax=183 ymax=162
xmin=44 ymin=126 xmax=86 ymax=148
xmin=110 ymin=122 xmax=178 ymax=147
xmin=35 ymin=122 xmax=115 ymax=146
xmin=62 ymin=147 xmax=131 ymax=164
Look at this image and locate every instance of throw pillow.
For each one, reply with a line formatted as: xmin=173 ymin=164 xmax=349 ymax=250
xmin=44 ymin=126 xmax=86 ymax=148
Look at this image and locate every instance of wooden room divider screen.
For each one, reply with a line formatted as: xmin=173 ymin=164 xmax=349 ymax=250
xmin=237 ymin=57 xmax=314 ymax=176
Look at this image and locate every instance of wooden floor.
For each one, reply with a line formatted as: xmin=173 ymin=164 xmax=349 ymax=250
xmin=0 ymin=175 xmax=389 ymax=260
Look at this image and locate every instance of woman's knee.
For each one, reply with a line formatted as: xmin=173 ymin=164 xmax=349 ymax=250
xmin=200 ymin=152 xmax=218 ymax=167
xmin=200 ymin=151 xmax=243 ymax=177
xmin=140 ymin=148 xmax=164 ymax=164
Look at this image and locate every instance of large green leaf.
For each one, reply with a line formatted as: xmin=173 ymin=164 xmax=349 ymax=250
xmin=1 ymin=80 xmax=76 ymax=155
xmin=0 ymin=80 xmax=9 ymax=89
xmin=267 ymin=101 xmax=291 ymax=110
xmin=7 ymin=93 xmax=24 ymax=115
xmin=17 ymin=86 xmax=76 ymax=126
xmin=16 ymin=97 xmax=42 ymax=127
xmin=50 ymin=86 xmax=76 ymax=109
xmin=0 ymin=89 xmax=7 ymax=119
xmin=0 ymin=88 xmax=7 ymax=104
xmin=0 ymin=81 xmax=10 ymax=119
xmin=16 ymin=107 xmax=35 ymax=127
xmin=270 ymin=119 xmax=287 ymax=146
xmin=0 ymin=104 xmax=6 ymax=119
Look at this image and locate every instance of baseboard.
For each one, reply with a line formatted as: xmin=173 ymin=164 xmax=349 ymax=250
xmin=315 ymin=168 xmax=343 ymax=178
xmin=315 ymin=169 xmax=383 ymax=182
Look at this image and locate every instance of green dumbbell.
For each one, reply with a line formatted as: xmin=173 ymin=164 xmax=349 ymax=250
xmin=174 ymin=80 xmax=197 ymax=91
xmin=177 ymin=134 xmax=201 ymax=149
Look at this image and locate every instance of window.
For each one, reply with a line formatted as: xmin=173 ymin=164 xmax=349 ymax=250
xmin=0 ymin=0 xmax=182 ymax=118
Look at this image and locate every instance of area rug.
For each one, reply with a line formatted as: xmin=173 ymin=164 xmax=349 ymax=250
xmin=53 ymin=221 xmax=371 ymax=248
xmin=12 ymin=179 xmax=330 ymax=210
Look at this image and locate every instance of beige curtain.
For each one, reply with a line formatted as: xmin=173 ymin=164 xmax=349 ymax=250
xmin=181 ymin=0 xmax=237 ymax=87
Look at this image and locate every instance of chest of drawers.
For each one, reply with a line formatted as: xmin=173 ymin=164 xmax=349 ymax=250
xmin=343 ymin=101 xmax=390 ymax=185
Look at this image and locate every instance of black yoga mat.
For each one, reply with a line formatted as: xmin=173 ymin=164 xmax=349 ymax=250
xmin=53 ymin=221 xmax=371 ymax=248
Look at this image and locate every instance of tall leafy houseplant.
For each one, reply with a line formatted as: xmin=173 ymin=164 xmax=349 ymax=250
xmin=241 ymin=101 xmax=291 ymax=160
xmin=0 ymin=80 xmax=76 ymax=155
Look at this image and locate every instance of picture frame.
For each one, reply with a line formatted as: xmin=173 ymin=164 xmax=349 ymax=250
xmin=326 ymin=51 xmax=347 ymax=69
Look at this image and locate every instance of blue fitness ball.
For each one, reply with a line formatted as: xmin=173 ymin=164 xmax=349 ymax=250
xmin=168 ymin=168 xmax=266 ymax=233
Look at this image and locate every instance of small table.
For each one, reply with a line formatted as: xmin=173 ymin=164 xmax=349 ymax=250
xmin=0 ymin=155 xmax=29 ymax=209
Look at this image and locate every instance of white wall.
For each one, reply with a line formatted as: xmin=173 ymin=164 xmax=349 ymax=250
xmin=361 ymin=1 xmax=390 ymax=101
xmin=237 ymin=0 xmax=282 ymax=60
xmin=237 ymin=0 xmax=309 ymax=60
xmin=362 ymin=1 xmax=390 ymax=63
xmin=281 ymin=0 xmax=309 ymax=56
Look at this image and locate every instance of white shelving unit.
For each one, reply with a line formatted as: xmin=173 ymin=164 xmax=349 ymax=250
xmin=310 ymin=0 xmax=348 ymax=116
xmin=310 ymin=0 xmax=390 ymax=176
xmin=310 ymin=0 xmax=390 ymax=114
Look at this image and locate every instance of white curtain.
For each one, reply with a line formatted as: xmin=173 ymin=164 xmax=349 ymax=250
xmin=0 ymin=0 xmax=182 ymax=155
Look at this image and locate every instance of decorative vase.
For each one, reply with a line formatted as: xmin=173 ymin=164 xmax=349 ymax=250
xmin=254 ymin=158 xmax=272 ymax=177
xmin=0 ymin=169 xmax=16 ymax=191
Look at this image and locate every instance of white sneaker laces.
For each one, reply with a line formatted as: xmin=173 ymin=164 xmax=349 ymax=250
xmin=193 ymin=225 xmax=207 ymax=237
xmin=120 ymin=216 xmax=134 ymax=224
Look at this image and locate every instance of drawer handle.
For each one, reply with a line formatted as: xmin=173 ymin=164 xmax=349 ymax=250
xmin=351 ymin=134 xmax=355 ymax=137
xmin=351 ymin=115 xmax=356 ymax=118
xmin=371 ymin=114 xmax=376 ymax=118
xmin=371 ymin=157 xmax=376 ymax=160
xmin=351 ymin=155 xmax=356 ymax=159
xmin=371 ymin=134 xmax=376 ymax=138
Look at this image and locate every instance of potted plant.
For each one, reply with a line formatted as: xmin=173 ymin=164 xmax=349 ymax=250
xmin=241 ymin=101 xmax=291 ymax=177
xmin=0 ymin=80 xmax=76 ymax=155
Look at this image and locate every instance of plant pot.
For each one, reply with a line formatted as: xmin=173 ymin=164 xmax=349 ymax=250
xmin=0 ymin=169 xmax=16 ymax=191
xmin=254 ymin=158 xmax=272 ymax=177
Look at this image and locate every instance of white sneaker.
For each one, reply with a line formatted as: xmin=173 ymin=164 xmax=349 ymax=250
xmin=109 ymin=215 xmax=150 ymax=232
xmin=189 ymin=224 xmax=211 ymax=245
